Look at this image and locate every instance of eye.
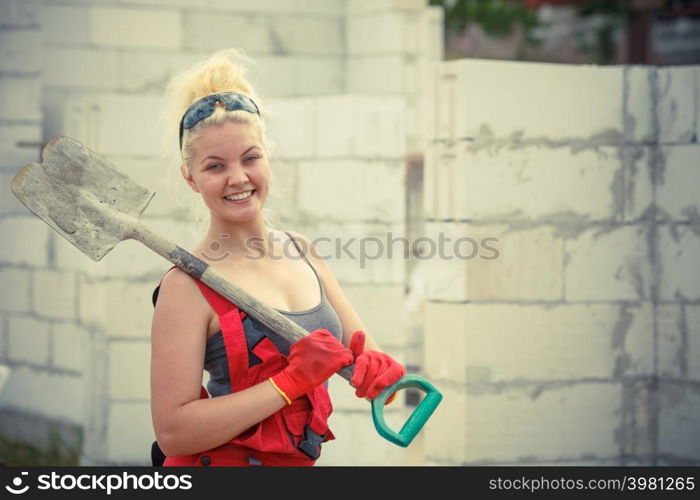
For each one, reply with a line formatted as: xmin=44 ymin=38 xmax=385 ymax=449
xmin=206 ymin=163 xmax=222 ymax=170
xmin=245 ymin=155 xmax=259 ymax=163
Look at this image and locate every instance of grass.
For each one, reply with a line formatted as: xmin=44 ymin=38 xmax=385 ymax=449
xmin=0 ymin=434 xmax=80 ymax=466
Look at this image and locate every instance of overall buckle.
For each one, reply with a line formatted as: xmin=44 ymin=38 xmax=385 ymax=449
xmin=297 ymin=424 xmax=324 ymax=460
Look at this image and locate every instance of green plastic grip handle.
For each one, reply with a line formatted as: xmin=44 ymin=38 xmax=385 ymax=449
xmin=370 ymin=374 xmax=443 ymax=447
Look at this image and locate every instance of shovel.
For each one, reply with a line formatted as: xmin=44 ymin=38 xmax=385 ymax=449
xmin=11 ymin=136 xmax=442 ymax=448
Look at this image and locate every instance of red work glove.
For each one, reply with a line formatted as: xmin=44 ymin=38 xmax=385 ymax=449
xmin=270 ymin=329 xmax=353 ymax=404
xmin=349 ymin=331 xmax=405 ymax=405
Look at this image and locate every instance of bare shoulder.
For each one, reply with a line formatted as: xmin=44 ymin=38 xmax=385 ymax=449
xmin=153 ymin=267 xmax=210 ymax=320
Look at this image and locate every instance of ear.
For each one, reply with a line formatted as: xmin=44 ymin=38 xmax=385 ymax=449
xmin=180 ymin=163 xmax=200 ymax=193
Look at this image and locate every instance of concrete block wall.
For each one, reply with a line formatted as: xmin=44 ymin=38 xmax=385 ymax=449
xmin=0 ymin=0 xmax=84 ymax=455
xmin=346 ymin=0 xmax=443 ymax=154
xmin=423 ymin=58 xmax=700 ymax=465
xmin=265 ymin=94 xmax=417 ymax=465
xmin=1 ymin=0 xmax=442 ymax=465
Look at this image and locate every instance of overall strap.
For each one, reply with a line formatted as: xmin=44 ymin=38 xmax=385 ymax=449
xmin=190 ymin=277 xmax=249 ymax=393
xmin=192 ymin=279 xmax=246 ymax=319
xmin=284 ymin=231 xmax=312 ymax=267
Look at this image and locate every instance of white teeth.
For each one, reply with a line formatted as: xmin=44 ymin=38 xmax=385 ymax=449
xmin=224 ymin=190 xmax=253 ymax=201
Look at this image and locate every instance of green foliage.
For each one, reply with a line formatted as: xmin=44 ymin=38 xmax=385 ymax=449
xmin=430 ymin=0 xmax=541 ymax=40
xmin=574 ymin=1 xmax=632 ymax=64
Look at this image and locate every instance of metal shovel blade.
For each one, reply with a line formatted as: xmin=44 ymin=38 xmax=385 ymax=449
xmin=10 ymin=136 xmax=154 ymax=261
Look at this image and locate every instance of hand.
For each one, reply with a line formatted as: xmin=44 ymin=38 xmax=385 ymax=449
xmin=270 ymin=329 xmax=353 ymax=404
xmin=349 ymin=331 xmax=405 ymax=404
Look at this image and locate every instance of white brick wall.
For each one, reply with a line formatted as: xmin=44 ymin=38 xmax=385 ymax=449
xmin=0 ymin=217 xmax=49 ymax=266
xmin=348 ymin=55 xmax=419 ymax=94
xmin=43 ymin=48 xmax=119 ymax=89
xmin=425 ymin=143 xmax=623 ymax=221
xmin=0 ymin=77 xmax=41 ymax=122
xmin=1 ymin=171 xmax=34 ymax=215
xmin=108 ymin=341 xmax=150 ymax=400
xmin=297 ymin=159 xmax=405 ymax=223
xmin=432 ymin=59 xmax=623 ymax=142
xmin=107 ymin=402 xmax=154 ymax=464
xmin=265 ymin=159 xmax=298 ymax=218
xmin=0 ymin=267 xmax=31 ymax=313
xmin=78 ymin=277 xmax=160 ymax=338
xmin=52 ymin=322 xmax=87 ymax=373
xmin=294 ymin=57 xmax=344 ymax=96
xmin=316 ymin=410 xmax=413 ymax=465
xmin=659 ymin=225 xmax=700 ymax=301
xmin=425 ymin=383 xmax=621 ymax=464
xmin=658 ymin=383 xmax=700 ymax=461
xmin=270 ymin=17 xmax=344 ymax=56
xmin=31 ymin=270 xmax=77 ymax=321
xmin=182 ymin=12 xmax=273 ymax=53
xmin=64 ymin=93 xmax=165 ymax=157
xmin=623 ymin=146 xmax=653 ymax=221
xmin=117 ymin=51 xmax=203 ymax=93
xmin=424 ymin=302 xmax=654 ymax=385
xmin=348 ymin=12 xmax=421 ymax=55
xmin=625 ymin=67 xmax=654 ymax=143
xmin=0 ymin=30 xmax=41 ymax=73
xmin=346 ymin=0 xmax=426 ymax=15
xmin=656 ymin=304 xmax=697 ymax=380
xmin=422 ymin=222 xmax=564 ymax=302
xmin=8 ymin=316 xmax=50 ymax=365
xmin=39 ymin=4 xmax=91 ymax=46
xmin=0 ymin=124 xmax=41 ymax=166
xmin=266 ymin=98 xmax=318 ymax=159
xmin=0 ymin=0 xmax=39 ymax=27
xmin=206 ymin=0 xmax=344 ymax=16
xmin=315 ymin=95 xmax=406 ymax=158
xmin=422 ymin=58 xmax=700 ymax=466
xmin=1 ymin=365 xmax=83 ymax=423
xmin=292 ymin=221 xmax=406 ymax=285
xmin=657 ymin=67 xmax=697 ymax=144
xmin=565 ymin=225 xmax=651 ymax=301
xmin=422 ymin=384 xmax=467 ymax=463
xmin=91 ymin=7 xmax=181 ymax=49
xmin=686 ymin=306 xmax=700 ymax=381
xmin=342 ymin=285 xmax=407 ymax=347
xmin=657 ymin=145 xmax=700 ymax=220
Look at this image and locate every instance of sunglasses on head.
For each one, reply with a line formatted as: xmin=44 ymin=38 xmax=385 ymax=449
xmin=178 ymin=92 xmax=260 ymax=149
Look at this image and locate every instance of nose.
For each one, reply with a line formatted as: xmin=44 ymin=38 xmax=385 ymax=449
xmin=226 ymin=163 xmax=249 ymax=187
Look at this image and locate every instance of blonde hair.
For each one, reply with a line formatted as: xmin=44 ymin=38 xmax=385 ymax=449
xmin=161 ymin=49 xmax=279 ymax=230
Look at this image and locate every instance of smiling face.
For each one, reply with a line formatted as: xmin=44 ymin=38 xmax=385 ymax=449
xmin=182 ymin=120 xmax=270 ymax=224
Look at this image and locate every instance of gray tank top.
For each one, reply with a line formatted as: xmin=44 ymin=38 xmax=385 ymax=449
xmin=203 ymin=232 xmax=343 ymax=397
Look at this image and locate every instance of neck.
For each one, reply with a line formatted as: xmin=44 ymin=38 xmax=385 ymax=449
xmin=197 ymin=213 xmax=273 ymax=264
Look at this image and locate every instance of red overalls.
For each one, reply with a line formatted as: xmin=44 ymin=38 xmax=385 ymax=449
xmin=163 ymin=277 xmax=336 ymax=467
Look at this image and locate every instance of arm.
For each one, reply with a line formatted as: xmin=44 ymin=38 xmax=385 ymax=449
xmin=150 ymin=268 xmax=287 ymax=457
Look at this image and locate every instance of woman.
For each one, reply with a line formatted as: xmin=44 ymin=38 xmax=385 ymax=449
xmin=150 ymin=50 xmax=406 ymax=467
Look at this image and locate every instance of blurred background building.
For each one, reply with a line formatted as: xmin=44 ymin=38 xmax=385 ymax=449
xmin=434 ymin=0 xmax=700 ymax=65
